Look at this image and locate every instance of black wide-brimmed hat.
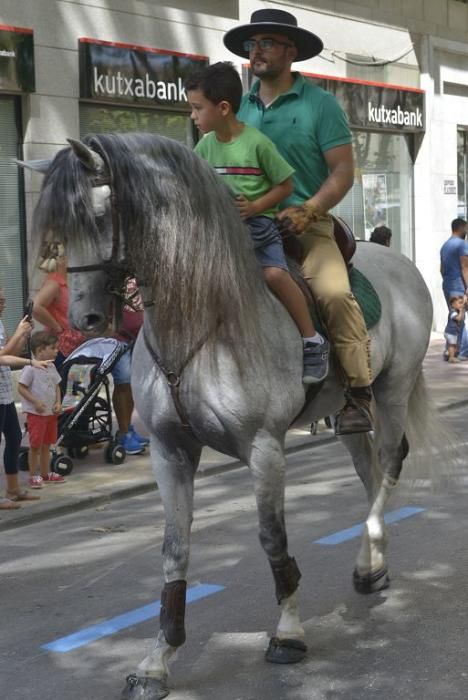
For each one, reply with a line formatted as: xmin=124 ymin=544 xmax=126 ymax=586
xmin=223 ymin=9 xmax=323 ymax=62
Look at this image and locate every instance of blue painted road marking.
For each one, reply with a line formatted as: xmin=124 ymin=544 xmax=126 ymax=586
xmin=42 ymin=583 xmax=225 ymax=653
xmin=314 ymin=506 xmax=425 ymax=545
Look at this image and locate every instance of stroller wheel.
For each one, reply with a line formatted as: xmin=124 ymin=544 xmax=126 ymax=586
xmin=18 ymin=447 xmax=29 ymax=472
xmin=105 ymin=444 xmax=126 ymax=465
xmin=51 ymin=454 xmax=74 ymax=476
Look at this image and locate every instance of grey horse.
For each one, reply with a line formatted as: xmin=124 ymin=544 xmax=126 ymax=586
xmin=26 ymin=132 xmax=433 ymax=699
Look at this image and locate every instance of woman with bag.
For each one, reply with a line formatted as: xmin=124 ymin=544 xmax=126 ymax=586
xmin=32 ymin=242 xmax=85 ymax=369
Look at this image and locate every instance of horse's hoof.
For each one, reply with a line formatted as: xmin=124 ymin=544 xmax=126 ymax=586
xmin=353 ymin=567 xmax=390 ymax=594
xmin=121 ymin=674 xmax=169 ymax=700
xmin=265 ymin=637 xmax=307 ymax=664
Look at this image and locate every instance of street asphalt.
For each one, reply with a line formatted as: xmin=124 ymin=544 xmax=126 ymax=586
xmin=1 ymin=334 xmax=466 ymax=532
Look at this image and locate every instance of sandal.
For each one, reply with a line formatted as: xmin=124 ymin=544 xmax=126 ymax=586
xmin=6 ymin=490 xmax=40 ymax=502
xmin=0 ymin=498 xmax=21 ymax=510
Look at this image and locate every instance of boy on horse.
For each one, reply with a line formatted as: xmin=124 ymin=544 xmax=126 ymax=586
xmin=223 ymin=8 xmax=373 ymax=434
xmin=186 ymin=61 xmax=329 ymax=385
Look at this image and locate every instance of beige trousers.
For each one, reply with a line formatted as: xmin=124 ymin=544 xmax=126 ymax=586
xmin=300 ymin=215 xmax=372 ymax=387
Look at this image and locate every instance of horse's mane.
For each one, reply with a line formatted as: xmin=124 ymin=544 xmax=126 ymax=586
xmin=32 ymin=132 xmax=268 ymax=370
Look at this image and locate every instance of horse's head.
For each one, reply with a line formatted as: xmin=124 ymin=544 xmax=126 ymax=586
xmin=24 ymin=131 xmax=268 ymax=371
xmin=23 ymin=138 xmax=129 ymax=334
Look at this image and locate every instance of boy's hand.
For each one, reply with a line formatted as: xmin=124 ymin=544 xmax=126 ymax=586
xmin=53 ymin=402 xmax=62 ymax=415
xmin=235 ymin=195 xmax=258 ymax=220
xmin=34 ymin=400 xmax=47 ymax=414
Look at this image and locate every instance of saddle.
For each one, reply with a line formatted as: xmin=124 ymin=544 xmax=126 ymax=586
xmin=282 ymin=214 xmax=356 ymax=267
xmin=283 ymin=215 xmax=381 ymax=331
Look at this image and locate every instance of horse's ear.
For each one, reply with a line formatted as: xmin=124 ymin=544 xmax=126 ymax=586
xmin=67 ymin=138 xmax=105 ymax=173
xmin=16 ymin=158 xmax=52 ymax=174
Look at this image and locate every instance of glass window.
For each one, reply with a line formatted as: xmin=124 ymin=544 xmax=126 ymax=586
xmin=0 ymin=96 xmax=26 ymax=335
xmin=333 ymin=131 xmax=414 ymax=259
xmin=79 ymin=103 xmax=195 ymax=146
xmin=457 ymin=128 xmax=467 ymax=219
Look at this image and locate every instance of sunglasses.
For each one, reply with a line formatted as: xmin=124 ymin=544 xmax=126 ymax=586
xmin=243 ymin=38 xmax=294 ymax=52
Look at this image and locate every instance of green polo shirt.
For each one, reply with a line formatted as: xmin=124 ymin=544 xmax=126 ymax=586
xmin=238 ymin=72 xmax=352 ymax=208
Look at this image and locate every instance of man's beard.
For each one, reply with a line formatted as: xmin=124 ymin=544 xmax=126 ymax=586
xmin=251 ymin=60 xmax=281 ymax=79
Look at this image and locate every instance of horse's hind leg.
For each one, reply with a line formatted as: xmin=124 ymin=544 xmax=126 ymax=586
xmin=122 ymin=434 xmax=202 ymax=700
xmin=339 ymin=392 xmax=409 ymax=594
xmin=248 ymin=432 xmax=306 ymax=664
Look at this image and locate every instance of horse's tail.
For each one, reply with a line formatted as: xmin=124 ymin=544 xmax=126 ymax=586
xmin=403 ymin=369 xmax=461 ymax=489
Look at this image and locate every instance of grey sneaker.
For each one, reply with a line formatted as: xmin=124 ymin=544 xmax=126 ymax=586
xmin=303 ymin=339 xmax=329 ymax=384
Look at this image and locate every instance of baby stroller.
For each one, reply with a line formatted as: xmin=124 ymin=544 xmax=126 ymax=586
xmin=18 ymin=337 xmax=131 ymax=476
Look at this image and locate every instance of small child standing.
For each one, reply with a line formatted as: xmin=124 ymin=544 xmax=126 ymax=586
xmin=444 ymin=294 xmax=465 ymax=363
xmin=186 ymin=61 xmax=329 ymax=385
xmin=18 ymin=331 xmax=66 ymax=487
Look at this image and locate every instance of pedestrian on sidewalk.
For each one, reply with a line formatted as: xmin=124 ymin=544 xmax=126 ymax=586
xmin=32 ymin=242 xmax=85 ymax=370
xmin=0 ymin=289 xmax=41 ymax=509
xmin=440 ymin=218 xmax=468 ymax=359
xmin=444 ymin=294 xmax=465 ymax=363
xmin=370 ymin=225 xmax=392 ymax=247
xmin=112 ymin=278 xmax=149 ymax=455
xmin=17 ymin=331 xmax=66 ymax=488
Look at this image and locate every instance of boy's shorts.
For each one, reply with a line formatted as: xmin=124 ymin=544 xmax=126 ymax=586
xmin=27 ymin=413 xmax=58 ymax=448
xmin=246 ymin=216 xmax=289 ymax=271
xmin=444 ymin=332 xmax=458 ymax=346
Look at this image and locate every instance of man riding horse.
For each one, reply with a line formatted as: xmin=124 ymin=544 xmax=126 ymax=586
xmin=224 ymin=9 xmax=373 ymax=435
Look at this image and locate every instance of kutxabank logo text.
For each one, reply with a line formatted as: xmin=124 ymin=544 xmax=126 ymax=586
xmin=368 ymin=101 xmax=423 ymax=128
xmin=93 ymin=67 xmax=187 ymax=102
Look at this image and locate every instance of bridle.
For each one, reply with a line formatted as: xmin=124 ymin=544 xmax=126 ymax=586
xmin=64 ymin=139 xmax=199 ymax=434
xmin=66 ymin=141 xmax=140 ymax=316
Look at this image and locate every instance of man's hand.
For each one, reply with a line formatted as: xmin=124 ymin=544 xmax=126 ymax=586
xmin=275 ymin=203 xmax=322 ymax=236
xmin=53 ymin=401 xmax=62 ymax=415
xmin=34 ymin=400 xmax=47 ymax=414
xmin=235 ymin=195 xmax=259 ymax=220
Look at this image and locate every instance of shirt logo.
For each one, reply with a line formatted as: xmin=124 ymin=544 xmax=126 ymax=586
xmin=214 ymin=166 xmax=263 ymax=176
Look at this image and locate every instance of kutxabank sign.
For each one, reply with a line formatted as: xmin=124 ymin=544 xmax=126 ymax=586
xmin=79 ymin=39 xmax=208 ymax=108
xmin=0 ymin=25 xmax=35 ymax=92
xmin=310 ymin=74 xmax=425 ymax=133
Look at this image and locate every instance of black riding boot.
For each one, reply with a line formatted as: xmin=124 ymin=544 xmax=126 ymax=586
xmin=335 ymin=386 xmax=373 ymax=435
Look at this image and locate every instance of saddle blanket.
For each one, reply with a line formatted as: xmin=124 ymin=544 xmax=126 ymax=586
xmin=302 ymin=266 xmax=381 ymax=334
xmin=349 ymin=267 xmax=381 ymax=330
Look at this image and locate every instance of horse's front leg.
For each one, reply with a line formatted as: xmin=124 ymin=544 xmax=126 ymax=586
xmin=248 ymin=432 xmax=306 ymax=665
xmin=122 ymin=433 xmax=202 ymax=700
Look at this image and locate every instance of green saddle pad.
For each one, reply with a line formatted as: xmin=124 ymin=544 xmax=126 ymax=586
xmin=311 ymin=267 xmax=381 ymax=333
xmin=349 ymin=266 xmax=381 ymax=330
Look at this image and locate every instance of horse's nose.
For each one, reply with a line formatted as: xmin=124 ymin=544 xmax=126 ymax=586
xmin=81 ymin=312 xmax=108 ymax=333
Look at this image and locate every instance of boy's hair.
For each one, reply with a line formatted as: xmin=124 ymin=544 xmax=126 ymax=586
xmin=451 ymin=218 xmax=467 ymax=233
xmin=30 ymin=330 xmax=58 ymax=355
xmin=185 ymin=61 xmax=243 ymax=113
xmin=449 ymin=294 xmax=464 ymax=302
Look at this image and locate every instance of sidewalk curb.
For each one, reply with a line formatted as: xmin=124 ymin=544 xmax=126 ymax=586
xmin=0 ymin=434 xmax=337 ymax=532
xmin=2 ymin=396 xmax=466 ymax=533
